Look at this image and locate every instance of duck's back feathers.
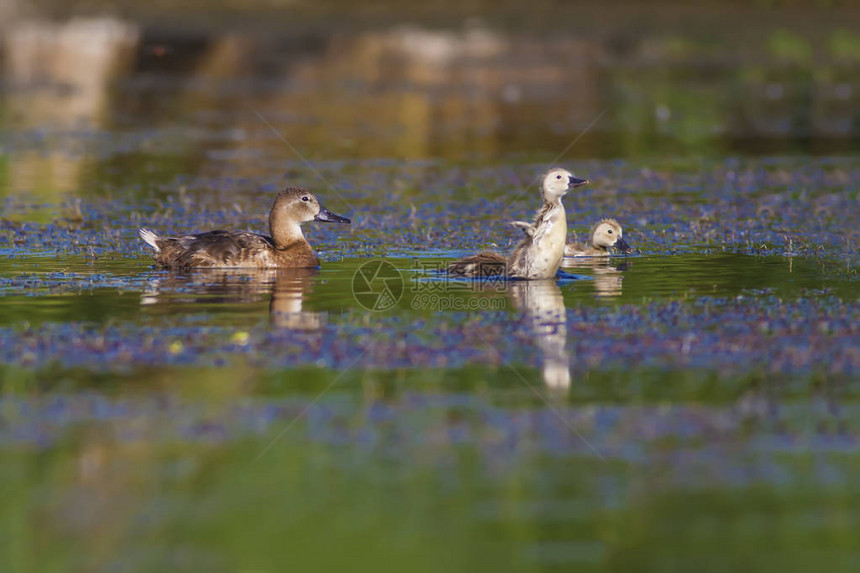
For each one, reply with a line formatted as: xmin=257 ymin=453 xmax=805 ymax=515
xmin=564 ymin=241 xmax=607 ymax=257
xmin=447 ymin=252 xmax=508 ymax=278
xmin=167 ymin=230 xmax=274 ymax=269
xmin=140 ymin=229 xmax=319 ymax=270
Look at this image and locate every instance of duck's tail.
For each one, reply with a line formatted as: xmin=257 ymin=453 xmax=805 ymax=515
xmin=138 ymin=228 xmax=160 ymax=253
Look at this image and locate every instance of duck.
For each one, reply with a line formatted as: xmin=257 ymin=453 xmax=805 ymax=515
xmin=447 ymin=168 xmax=588 ymax=280
xmin=138 ymin=187 xmax=350 ymax=270
xmin=563 ymin=218 xmax=631 ymax=257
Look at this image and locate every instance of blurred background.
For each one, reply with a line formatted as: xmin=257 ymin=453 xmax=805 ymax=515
xmin=2 ymin=2 xmax=860 ymax=573
xmin=1 ymin=0 xmax=858 ymax=203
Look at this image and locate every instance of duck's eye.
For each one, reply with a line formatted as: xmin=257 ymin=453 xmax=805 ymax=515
xmin=301 ymin=196 xmax=309 ymax=202
xmin=556 ymin=175 xmax=562 ymax=179
xmin=607 ymin=229 xmax=613 ymax=234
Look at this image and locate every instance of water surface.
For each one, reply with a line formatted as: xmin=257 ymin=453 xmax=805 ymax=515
xmin=1 ymin=5 xmax=860 ymax=572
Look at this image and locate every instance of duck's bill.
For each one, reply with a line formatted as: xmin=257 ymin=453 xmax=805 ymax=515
xmin=568 ymin=176 xmax=589 ymax=188
xmin=615 ymin=237 xmax=632 ymax=254
xmin=315 ymin=206 xmax=351 ymax=224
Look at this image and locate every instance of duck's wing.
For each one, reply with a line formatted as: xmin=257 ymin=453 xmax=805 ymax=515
xmin=510 ymin=220 xmax=536 ymax=237
xmin=158 ymin=230 xmax=275 ymax=269
xmin=447 ymin=252 xmax=507 ymax=278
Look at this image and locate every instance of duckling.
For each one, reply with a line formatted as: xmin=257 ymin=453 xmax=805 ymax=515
xmin=563 ymin=218 xmax=631 ymax=257
xmin=139 ymin=187 xmax=350 ymax=270
xmin=447 ymin=168 xmax=588 ymax=280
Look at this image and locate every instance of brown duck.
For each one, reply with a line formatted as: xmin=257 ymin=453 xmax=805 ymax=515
xmin=447 ymin=168 xmax=588 ymax=280
xmin=139 ymin=187 xmax=350 ymax=269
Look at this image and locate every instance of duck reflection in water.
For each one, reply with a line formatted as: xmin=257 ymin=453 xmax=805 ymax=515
xmin=141 ymin=268 xmax=321 ymax=330
xmin=507 ymin=280 xmax=570 ymax=391
xmin=561 ymin=259 xmax=628 ymax=298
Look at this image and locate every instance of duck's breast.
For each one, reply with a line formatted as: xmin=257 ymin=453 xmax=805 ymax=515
xmin=533 ymin=208 xmax=567 ymax=251
xmin=524 ymin=205 xmax=567 ymax=277
xmin=273 ymin=242 xmax=320 ymax=268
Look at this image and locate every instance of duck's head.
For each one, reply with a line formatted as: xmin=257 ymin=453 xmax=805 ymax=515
xmin=591 ymin=218 xmax=631 ymax=253
xmin=271 ymin=187 xmax=351 ymax=226
xmin=541 ymin=168 xmax=589 ymax=201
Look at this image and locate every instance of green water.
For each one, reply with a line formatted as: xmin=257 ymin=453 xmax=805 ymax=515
xmin=0 ymin=253 xmax=853 ymax=325
xmin=1 ymin=250 xmax=858 ymax=571
xmin=2 ymin=3 xmax=860 ymax=571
